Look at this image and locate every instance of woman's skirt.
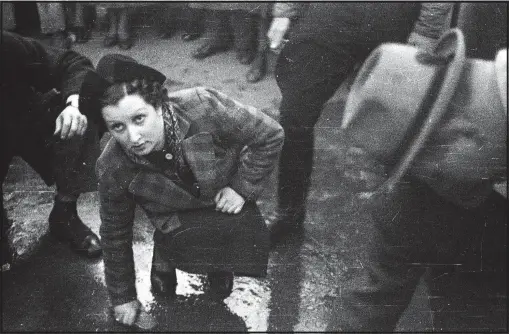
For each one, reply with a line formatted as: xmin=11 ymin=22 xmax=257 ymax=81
xmin=153 ymin=201 xmax=270 ymax=278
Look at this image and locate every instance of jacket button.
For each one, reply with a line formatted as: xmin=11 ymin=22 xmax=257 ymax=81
xmin=165 ymin=153 xmax=173 ymax=160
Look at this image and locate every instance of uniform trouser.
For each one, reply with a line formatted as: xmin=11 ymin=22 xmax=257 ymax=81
xmin=202 ymin=10 xmax=257 ymax=53
xmin=274 ymin=41 xmax=375 ymax=214
xmin=327 ymin=178 xmax=507 ymax=331
xmin=1 ymin=106 xmax=101 ymax=233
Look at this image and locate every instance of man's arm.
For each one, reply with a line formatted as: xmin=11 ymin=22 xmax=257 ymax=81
xmin=197 ymin=87 xmax=284 ymax=201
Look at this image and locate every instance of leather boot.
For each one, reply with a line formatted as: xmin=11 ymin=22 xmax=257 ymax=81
xmin=48 ymin=199 xmax=102 ymax=258
xmin=207 ymin=271 xmax=234 ymax=300
xmin=265 ymin=206 xmax=306 ymax=245
xmin=150 ymin=265 xmax=177 ymax=298
xmin=236 ymin=49 xmax=255 ymax=65
xmin=192 ymin=41 xmax=230 ymax=59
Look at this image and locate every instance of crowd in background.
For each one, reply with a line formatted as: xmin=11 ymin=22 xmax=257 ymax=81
xmin=1 ymin=2 xmax=300 ymax=83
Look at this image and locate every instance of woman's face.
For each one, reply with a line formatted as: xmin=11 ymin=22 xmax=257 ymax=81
xmin=102 ymin=94 xmax=165 ymax=156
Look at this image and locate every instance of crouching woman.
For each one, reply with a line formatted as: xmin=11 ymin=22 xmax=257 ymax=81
xmin=79 ymin=54 xmax=283 ymax=327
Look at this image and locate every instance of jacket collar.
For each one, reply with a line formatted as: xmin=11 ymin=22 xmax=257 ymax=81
xmin=121 ymin=106 xmax=217 ymax=199
xmin=123 ymin=105 xmax=191 ymax=169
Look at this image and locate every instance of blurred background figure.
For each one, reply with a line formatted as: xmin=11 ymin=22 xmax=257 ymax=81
xmin=155 ymin=3 xmax=204 ymax=41
xmin=246 ymin=3 xmax=272 ymax=83
xmin=10 ymin=2 xmax=73 ymax=49
xmin=190 ymin=3 xmax=262 ymax=66
xmin=102 ymin=3 xmax=149 ymax=50
xmin=64 ymin=2 xmax=96 ymax=44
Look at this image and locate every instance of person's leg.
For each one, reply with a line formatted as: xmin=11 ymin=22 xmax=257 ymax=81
xmin=424 ymin=190 xmax=507 ymax=330
xmin=70 ymin=3 xmax=92 ymax=44
xmin=46 ymin=121 xmax=102 ymax=258
xmin=181 ymin=6 xmax=203 ymax=41
xmin=13 ymin=107 xmax=102 ymax=258
xmin=246 ymin=6 xmax=271 ymax=83
xmin=328 ymin=178 xmax=454 ymax=331
xmin=230 ymin=10 xmax=256 ymax=65
xmin=103 ymin=8 xmax=118 ymax=47
xmin=268 ymin=42 xmax=368 ymax=243
xmin=192 ymin=10 xmax=231 ymax=59
xmin=117 ymin=8 xmax=132 ymax=50
xmin=151 ymin=230 xmax=178 ymax=297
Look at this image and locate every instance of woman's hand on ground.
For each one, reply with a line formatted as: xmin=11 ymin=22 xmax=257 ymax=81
xmin=113 ymin=300 xmax=140 ymax=326
xmin=214 ymin=187 xmax=245 ymax=214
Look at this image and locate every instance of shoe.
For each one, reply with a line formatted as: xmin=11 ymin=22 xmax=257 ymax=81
xmin=236 ymin=50 xmax=255 ymax=65
xmin=103 ymin=35 xmax=118 ymax=47
xmin=150 ymin=266 xmax=177 ymax=298
xmin=48 ymin=199 xmax=102 ymax=258
xmin=181 ymin=32 xmax=201 ymax=42
xmin=207 ymin=271 xmax=234 ymax=300
xmin=246 ymin=52 xmax=267 ymax=83
xmin=265 ymin=208 xmax=305 ymax=245
xmin=118 ymin=37 xmax=133 ymax=50
xmin=192 ymin=42 xmax=229 ymax=59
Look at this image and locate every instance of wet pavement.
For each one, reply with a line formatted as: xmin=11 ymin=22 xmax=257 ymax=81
xmin=2 ymin=27 xmax=507 ymax=332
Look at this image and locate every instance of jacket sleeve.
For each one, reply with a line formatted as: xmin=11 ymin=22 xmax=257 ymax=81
xmin=97 ymin=156 xmax=138 ymax=306
xmin=197 ymin=87 xmax=284 ymax=201
xmin=412 ymin=3 xmax=453 ymax=39
xmin=2 ymin=32 xmax=94 ymax=104
xmin=272 ymin=2 xmax=308 ymax=19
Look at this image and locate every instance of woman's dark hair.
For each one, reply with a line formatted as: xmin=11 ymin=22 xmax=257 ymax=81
xmin=100 ymin=78 xmax=169 ymax=112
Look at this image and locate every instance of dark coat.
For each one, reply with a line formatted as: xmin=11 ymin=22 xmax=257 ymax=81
xmin=96 ymin=87 xmax=283 ymax=305
xmin=1 ymin=31 xmax=96 ymax=186
xmin=288 ymin=3 xmax=422 ymax=54
xmin=1 ymin=31 xmax=94 ymax=113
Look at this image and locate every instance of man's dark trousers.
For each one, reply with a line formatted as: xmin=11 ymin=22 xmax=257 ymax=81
xmin=327 ymin=178 xmax=507 ymax=331
xmin=274 ymin=41 xmax=375 ymax=217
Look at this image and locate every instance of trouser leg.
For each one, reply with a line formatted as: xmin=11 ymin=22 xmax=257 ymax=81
xmin=52 ymin=123 xmax=101 ymax=197
xmin=192 ymin=10 xmax=230 ymax=59
xmin=246 ymin=8 xmax=271 ymax=83
xmin=230 ymin=10 xmax=256 ymax=63
xmin=180 ymin=6 xmax=204 ymax=37
xmin=275 ymin=42 xmax=361 ymax=217
xmin=203 ymin=10 xmax=230 ymax=47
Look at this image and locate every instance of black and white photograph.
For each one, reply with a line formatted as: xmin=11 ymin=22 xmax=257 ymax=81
xmin=1 ymin=1 xmax=507 ymax=332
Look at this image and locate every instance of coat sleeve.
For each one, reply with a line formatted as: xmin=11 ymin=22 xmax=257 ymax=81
xmin=97 ymin=154 xmax=138 ymax=306
xmin=272 ymin=2 xmax=308 ymax=19
xmin=196 ymin=87 xmax=284 ymax=201
xmin=412 ymin=3 xmax=453 ymax=39
xmin=2 ymin=31 xmax=94 ymax=104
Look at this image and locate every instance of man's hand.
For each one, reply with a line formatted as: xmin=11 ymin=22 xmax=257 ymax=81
xmin=54 ymin=105 xmax=88 ymax=140
xmin=113 ymin=300 xmax=140 ymax=326
xmin=113 ymin=300 xmax=158 ymax=329
xmin=267 ymin=17 xmax=291 ymax=50
xmin=214 ymin=187 xmax=246 ymax=214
